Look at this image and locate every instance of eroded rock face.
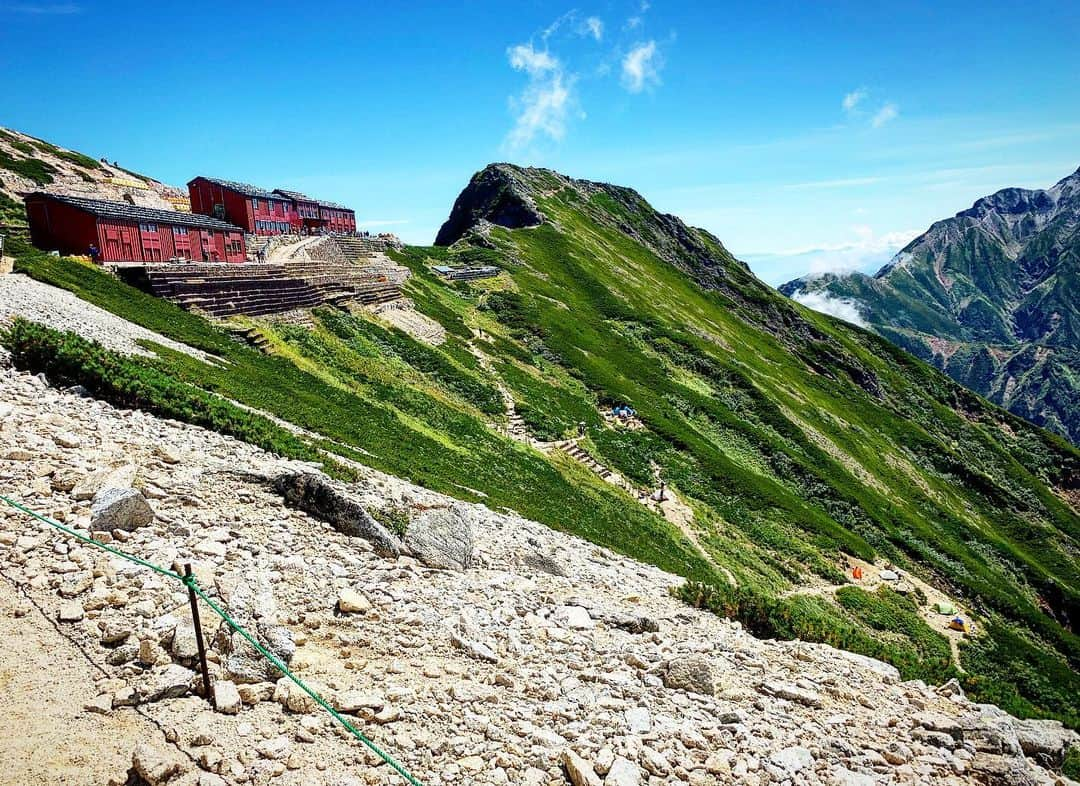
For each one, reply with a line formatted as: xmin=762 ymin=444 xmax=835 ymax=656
xmin=434 ymin=164 xmax=544 ymax=246
xmin=1013 ymin=718 xmax=1080 ymax=768
xmin=272 ymin=471 xmax=401 ymax=557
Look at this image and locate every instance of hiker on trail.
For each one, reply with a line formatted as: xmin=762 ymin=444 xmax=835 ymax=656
xmin=578 ymin=421 xmax=586 ymax=437
xmin=87 ymin=243 xmax=100 ymax=262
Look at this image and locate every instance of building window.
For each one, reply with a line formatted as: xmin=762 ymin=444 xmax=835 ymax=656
xmin=140 ymin=223 xmax=158 ymax=232
xmin=252 ymin=198 xmax=260 ymax=211
xmin=174 ymin=226 xmax=188 ymax=236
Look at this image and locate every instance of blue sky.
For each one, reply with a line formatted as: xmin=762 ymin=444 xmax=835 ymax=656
xmin=1 ymin=0 xmax=1078 ymax=284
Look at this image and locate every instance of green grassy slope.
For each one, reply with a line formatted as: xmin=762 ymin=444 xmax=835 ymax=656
xmin=6 ymin=161 xmax=1080 ymax=726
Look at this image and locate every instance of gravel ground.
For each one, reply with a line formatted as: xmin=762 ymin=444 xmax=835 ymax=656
xmin=0 ymin=273 xmax=214 ymax=361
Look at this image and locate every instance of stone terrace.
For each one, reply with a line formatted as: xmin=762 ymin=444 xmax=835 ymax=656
xmin=120 ymin=258 xmax=410 ymax=320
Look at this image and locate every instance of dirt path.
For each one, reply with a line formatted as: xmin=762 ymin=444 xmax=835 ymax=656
xmin=466 ymin=337 xmax=730 ymax=582
xmin=0 ymin=573 xmax=163 ymax=785
xmin=466 ymin=338 xmax=530 ymax=443
xmin=783 ymin=555 xmax=972 ymax=670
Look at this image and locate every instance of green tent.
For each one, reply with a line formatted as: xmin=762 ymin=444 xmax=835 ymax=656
xmin=934 ymin=602 xmax=956 ymax=615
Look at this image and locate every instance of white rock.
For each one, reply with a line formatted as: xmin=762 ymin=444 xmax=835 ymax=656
xmin=336 ymin=588 xmax=371 ymax=614
xmin=561 ymin=749 xmax=602 ymax=786
xmin=605 ymin=757 xmax=642 ymax=786
xmin=770 ymin=746 xmax=814 ymax=774
xmin=553 ymin=605 xmax=594 ymax=630
xmin=624 ymin=706 xmax=651 ymax=733
xmin=214 ymin=680 xmax=242 ymax=714
xmin=57 ymin=600 xmax=84 ymax=622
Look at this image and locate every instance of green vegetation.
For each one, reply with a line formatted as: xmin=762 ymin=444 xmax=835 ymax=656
xmin=1064 ymin=746 xmax=1080 ymax=780
xmin=29 ymin=138 xmax=102 ymax=170
xmin=0 ymin=189 xmax=26 ymax=226
xmin=0 ymin=147 xmax=56 ymax=185
xmin=677 ymin=581 xmax=957 ymax=683
xmin=1 ymin=318 xmax=339 ymax=475
xmin=371 ymin=504 xmax=411 ymax=539
xmin=6 ymin=159 xmax=1080 ymax=729
xmin=8 ymin=237 xmax=713 ymax=588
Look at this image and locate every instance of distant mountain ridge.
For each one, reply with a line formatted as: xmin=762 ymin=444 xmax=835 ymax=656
xmin=781 ymin=166 xmax=1080 ymax=446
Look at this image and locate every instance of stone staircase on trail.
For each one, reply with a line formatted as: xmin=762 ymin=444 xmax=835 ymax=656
xmin=227 ymin=324 xmax=274 ymax=354
xmin=245 ymin=233 xmax=302 ymax=261
xmin=332 ymin=235 xmax=401 ymax=261
xmin=560 ymin=441 xmax=617 ymax=483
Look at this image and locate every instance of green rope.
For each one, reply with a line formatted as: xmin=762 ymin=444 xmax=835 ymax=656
xmin=0 ymin=495 xmax=184 ymax=581
xmin=0 ymin=494 xmax=425 ymax=786
xmin=191 ymin=583 xmax=423 ymax=786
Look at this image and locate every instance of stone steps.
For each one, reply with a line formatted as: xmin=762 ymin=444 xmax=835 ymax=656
xmin=141 ymin=257 xmax=409 ymax=318
xmin=562 ymin=444 xmax=616 ymax=481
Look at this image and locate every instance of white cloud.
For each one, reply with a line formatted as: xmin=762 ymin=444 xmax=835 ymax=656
xmin=742 ymin=225 xmax=920 ymax=284
xmin=583 ymin=16 xmax=604 ymax=41
xmin=790 ymin=290 xmax=868 ymax=327
xmin=508 ymin=43 xmax=558 ymax=77
xmin=621 ymin=40 xmax=661 ymax=93
xmin=505 ymin=44 xmax=575 ymax=149
xmin=842 ymin=87 xmax=867 ymax=113
xmin=625 ymin=2 xmax=649 ymax=30
xmin=871 ymin=102 xmax=899 ymax=128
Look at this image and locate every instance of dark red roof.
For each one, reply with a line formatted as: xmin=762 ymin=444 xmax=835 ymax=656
xmin=26 ymin=192 xmax=243 ymax=232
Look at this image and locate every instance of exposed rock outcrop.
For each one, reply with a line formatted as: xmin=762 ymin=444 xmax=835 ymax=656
xmin=272 ymin=471 xmax=401 ymax=557
xmin=434 ymin=164 xmax=543 ymax=246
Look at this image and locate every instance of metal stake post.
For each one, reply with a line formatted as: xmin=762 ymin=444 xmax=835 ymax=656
xmin=184 ymin=563 xmax=215 ymax=709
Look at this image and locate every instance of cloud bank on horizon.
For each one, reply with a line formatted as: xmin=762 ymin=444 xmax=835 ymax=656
xmin=789 ymin=289 xmax=869 ymax=327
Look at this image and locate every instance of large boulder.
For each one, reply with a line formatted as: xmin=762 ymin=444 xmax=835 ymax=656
xmin=661 ymin=655 xmax=715 ymax=695
xmin=1013 ymin=718 xmax=1080 ymax=769
xmin=272 ymin=472 xmax=401 ymax=557
xmin=403 ymin=504 xmax=476 ymax=571
xmin=90 ymin=487 xmax=154 ymax=532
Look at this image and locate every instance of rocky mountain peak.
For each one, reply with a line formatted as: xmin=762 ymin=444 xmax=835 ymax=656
xmin=433 ymin=163 xmax=545 ymax=246
xmin=778 ymin=164 xmax=1080 ymax=446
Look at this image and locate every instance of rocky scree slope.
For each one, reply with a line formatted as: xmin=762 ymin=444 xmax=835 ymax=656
xmin=780 ymin=166 xmax=1080 ymax=446
xmin=0 ymin=125 xmax=187 ymax=227
xmin=2 ymin=365 xmax=1080 ymax=786
xmin=5 ymin=162 xmax=1080 ymax=730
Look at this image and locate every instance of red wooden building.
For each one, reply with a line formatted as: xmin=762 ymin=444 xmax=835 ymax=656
xmin=273 ymin=189 xmax=322 ymax=234
xmin=187 ymin=177 xmax=294 ymax=236
xmin=187 ymin=177 xmax=356 ymax=236
xmin=316 ymin=198 xmax=356 ymax=234
xmin=24 ymin=192 xmax=246 ymax=263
